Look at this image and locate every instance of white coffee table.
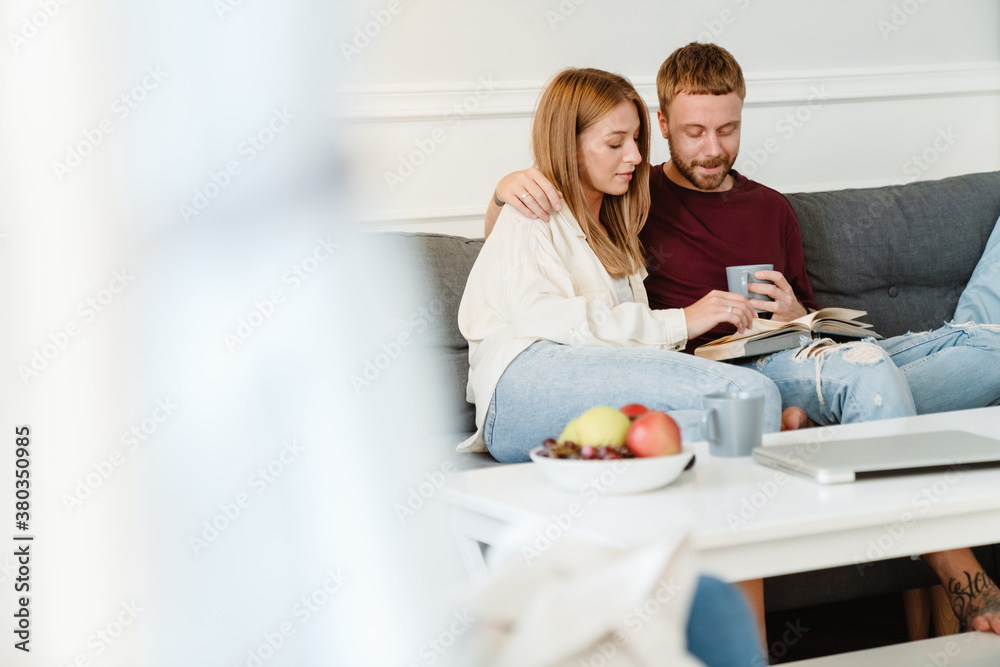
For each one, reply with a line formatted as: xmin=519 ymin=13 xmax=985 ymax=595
xmin=441 ymin=406 xmax=1000 ymax=584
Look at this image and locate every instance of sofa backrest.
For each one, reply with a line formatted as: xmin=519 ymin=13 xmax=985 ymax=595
xmin=392 ymin=171 xmax=1000 ymax=435
xmin=786 ymin=171 xmax=1000 ymax=337
xmin=377 ymin=232 xmax=484 ymax=434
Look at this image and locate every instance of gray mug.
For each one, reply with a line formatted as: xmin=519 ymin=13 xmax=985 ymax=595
xmin=726 ymin=264 xmax=774 ymax=309
xmin=702 ymin=391 xmax=765 ymax=457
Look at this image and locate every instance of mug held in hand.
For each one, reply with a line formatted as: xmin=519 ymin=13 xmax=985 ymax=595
xmin=726 ymin=264 xmax=775 ymax=308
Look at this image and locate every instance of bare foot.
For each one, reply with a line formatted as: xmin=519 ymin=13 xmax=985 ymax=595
xmin=947 ymin=571 xmax=1000 ymax=633
xmin=780 ymin=407 xmax=816 ymax=431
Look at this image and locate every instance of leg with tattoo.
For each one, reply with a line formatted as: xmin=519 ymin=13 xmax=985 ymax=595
xmin=947 ymin=570 xmax=1000 ymax=633
xmin=923 ymin=549 xmax=1000 ymax=634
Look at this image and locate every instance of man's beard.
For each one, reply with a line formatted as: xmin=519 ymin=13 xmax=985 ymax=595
xmin=667 ymin=135 xmax=734 ymax=191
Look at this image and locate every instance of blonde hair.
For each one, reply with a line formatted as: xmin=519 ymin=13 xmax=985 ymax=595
xmin=531 ymin=68 xmax=650 ymax=278
xmin=656 ymin=42 xmax=746 ymax=123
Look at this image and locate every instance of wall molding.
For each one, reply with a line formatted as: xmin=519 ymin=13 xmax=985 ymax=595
xmin=363 ymin=206 xmax=484 ymax=229
xmin=336 ymin=62 xmax=1000 ymax=123
xmin=346 ymin=62 xmax=1000 ymax=233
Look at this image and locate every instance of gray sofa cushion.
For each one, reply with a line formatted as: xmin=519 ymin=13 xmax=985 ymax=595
xmin=787 ymin=172 xmax=1000 ymax=337
xmin=377 ymin=232 xmax=484 ymax=435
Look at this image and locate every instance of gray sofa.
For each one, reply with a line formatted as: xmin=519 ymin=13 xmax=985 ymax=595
xmin=381 ymin=170 xmax=1000 ymax=611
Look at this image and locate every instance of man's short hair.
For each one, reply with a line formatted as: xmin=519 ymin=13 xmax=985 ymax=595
xmin=656 ymin=42 xmax=746 ymax=119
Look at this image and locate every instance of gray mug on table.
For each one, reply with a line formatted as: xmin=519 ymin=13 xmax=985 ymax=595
xmin=727 ymin=264 xmax=774 ymax=309
xmin=702 ymin=391 xmax=765 ymax=457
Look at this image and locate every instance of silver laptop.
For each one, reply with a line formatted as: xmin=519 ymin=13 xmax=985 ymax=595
xmin=752 ymin=430 xmax=1000 ymax=484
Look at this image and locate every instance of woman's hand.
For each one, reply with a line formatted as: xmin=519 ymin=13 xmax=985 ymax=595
xmin=497 ymin=168 xmax=563 ymax=221
xmin=747 ymin=270 xmax=807 ymax=322
xmin=683 ymin=290 xmax=757 ymax=339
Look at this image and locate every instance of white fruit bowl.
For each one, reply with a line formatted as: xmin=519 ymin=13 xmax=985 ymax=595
xmin=528 ymin=446 xmax=695 ymax=495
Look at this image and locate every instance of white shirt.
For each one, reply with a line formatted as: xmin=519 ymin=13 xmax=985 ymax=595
xmin=457 ymin=205 xmax=688 ymax=452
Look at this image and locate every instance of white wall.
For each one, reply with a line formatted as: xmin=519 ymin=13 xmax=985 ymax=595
xmin=334 ymin=0 xmax=1000 ymax=236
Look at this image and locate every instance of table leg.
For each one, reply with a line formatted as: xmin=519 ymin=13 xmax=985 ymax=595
xmin=450 ymin=508 xmax=508 ymax=584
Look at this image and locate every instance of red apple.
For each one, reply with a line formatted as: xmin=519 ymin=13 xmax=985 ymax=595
xmin=620 ymin=403 xmax=650 ymax=420
xmin=626 ymin=411 xmax=682 ymax=457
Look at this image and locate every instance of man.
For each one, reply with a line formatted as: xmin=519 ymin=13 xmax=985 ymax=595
xmin=483 ymin=43 xmax=1000 ymax=638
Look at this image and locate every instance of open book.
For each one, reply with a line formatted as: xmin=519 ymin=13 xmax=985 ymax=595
xmin=694 ymin=308 xmax=882 ymax=361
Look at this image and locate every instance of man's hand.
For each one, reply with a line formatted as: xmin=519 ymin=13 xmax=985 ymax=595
xmin=485 ymin=168 xmax=565 ymax=238
xmin=683 ymin=290 xmax=757 ymax=339
xmin=497 ymin=168 xmax=563 ymax=221
xmin=748 ymin=270 xmax=807 ymax=322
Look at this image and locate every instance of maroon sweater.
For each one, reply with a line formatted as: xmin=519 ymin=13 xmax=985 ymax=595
xmin=641 ymin=164 xmax=818 ymax=353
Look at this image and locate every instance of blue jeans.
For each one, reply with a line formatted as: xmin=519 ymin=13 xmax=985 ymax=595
xmin=735 ymin=338 xmax=917 ymax=426
xmin=879 ymin=322 xmax=1000 ymax=414
xmin=484 ymin=341 xmax=783 ymax=463
xmin=735 ymin=323 xmax=1000 ymax=425
xmin=955 ymin=214 xmax=1000 ymax=324
xmin=687 ymin=576 xmax=765 ymax=667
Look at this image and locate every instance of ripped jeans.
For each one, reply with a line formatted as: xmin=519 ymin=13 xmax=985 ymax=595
xmin=878 ymin=321 xmax=1000 ymax=414
xmin=734 ymin=322 xmax=1000 ymax=426
xmin=485 ymin=340 xmax=783 ymax=463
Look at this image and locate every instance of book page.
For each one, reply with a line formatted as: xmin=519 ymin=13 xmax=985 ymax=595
xmin=790 ymin=307 xmax=868 ymax=328
xmin=716 ymin=316 xmax=806 ymax=343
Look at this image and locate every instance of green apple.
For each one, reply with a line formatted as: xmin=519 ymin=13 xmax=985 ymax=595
xmin=557 ymin=418 xmax=580 ymax=444
xmin=575 ymin=406 xmax=630 ymax=446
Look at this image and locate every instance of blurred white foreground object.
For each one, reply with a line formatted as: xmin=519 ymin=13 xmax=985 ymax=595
xmin=466 ymin=526 xmax=704 ymax=667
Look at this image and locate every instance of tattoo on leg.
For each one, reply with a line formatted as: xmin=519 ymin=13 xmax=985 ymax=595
xmin=947 ymin=570 xmax=1000 ymax=623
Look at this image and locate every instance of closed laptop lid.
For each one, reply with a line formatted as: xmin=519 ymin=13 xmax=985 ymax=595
xmin=752 ymin=431 xmax=1000 ymax=484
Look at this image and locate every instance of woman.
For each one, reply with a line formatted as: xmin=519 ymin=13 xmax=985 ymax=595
xmin=457 ymin=67 xmax=781 ymax=463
